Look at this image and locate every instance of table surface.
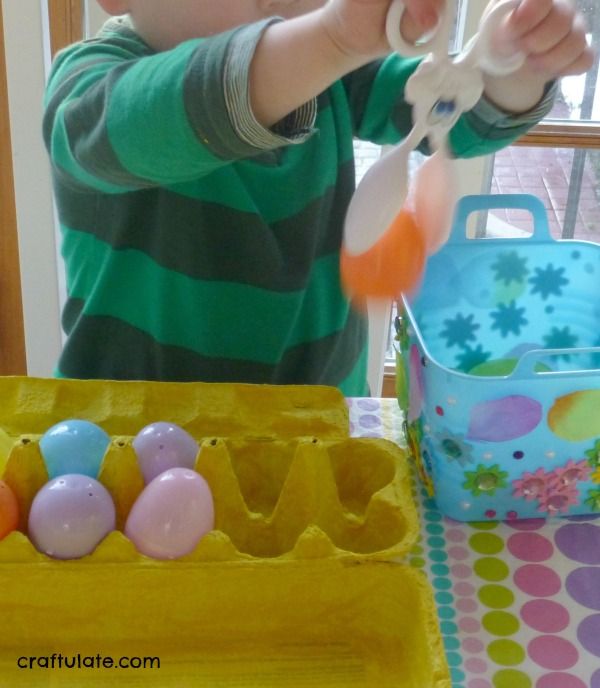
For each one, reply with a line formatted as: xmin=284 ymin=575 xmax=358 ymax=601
xmin=348 ymin=397 xmax=600 ymax=688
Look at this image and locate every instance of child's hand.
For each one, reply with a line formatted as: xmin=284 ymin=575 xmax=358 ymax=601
xmin=321 ymin=0 xmax=445 ymax=60
xmin=483 ymin=0 xmax=594 ymax=113
xmin=493 ymin=0 xmax=594 ymax=79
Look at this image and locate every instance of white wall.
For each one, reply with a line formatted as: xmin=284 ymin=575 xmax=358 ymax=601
xmin=2 ymin=0 xmax=62 ymax=376
xmin=84 ymin=0 xmax=109 ymax=34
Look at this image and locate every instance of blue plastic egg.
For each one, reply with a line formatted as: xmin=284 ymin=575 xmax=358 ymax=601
xmin=39 ymin=419 xmax=111 ymax=480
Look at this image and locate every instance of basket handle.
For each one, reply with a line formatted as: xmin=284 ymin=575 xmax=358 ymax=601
xmin=448 ymin=193 xmax=553 ymax=245
xmin=511 ymin=347 xmax=600 ymax=379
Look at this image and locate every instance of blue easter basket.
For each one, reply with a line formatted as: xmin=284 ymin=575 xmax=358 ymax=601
xmin=397 ymin=194 xmax=600 ymax=521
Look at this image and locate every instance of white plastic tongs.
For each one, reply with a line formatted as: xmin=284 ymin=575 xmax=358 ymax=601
xmin=341 ymin=0 xmax=526 ymax=300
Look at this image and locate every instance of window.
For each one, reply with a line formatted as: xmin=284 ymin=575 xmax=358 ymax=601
xmin=379 ymin=0 xmax=600 ymax=397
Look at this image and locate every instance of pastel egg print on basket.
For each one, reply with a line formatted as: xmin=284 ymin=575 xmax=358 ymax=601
xmin=397 ymin=194 xmax=600 ymax=522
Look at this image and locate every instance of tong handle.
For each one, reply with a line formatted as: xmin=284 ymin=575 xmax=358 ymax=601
xmin=385 ymin=0 xmax=454 ymax=58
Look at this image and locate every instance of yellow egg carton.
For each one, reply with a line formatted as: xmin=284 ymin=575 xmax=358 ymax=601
xmin=0 ymin=376 xmax=450 ymax=688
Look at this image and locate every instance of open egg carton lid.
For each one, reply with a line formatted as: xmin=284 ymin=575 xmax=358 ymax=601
xmin=0 ymin=376 xmax=349 ymax=441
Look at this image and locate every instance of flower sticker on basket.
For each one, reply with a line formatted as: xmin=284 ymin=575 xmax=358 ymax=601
xmin=405 ymin=420 xmax=434 ymax=496
xmin=456 ymin=344 xmax=491 ymax=374
xmin=463 ymin=464 xmax=509 ymax=497
xmin=440 ymin=312 xmax=479 ymax=349
xmin=513 ymin=468 xmax=551 ymax=502
xmin=549 ymin=459 xmax=592 ymax=491
xmin=585 ymin=489 xmax=600 ymax=512
xmin=537 ymin=486 xmax=579 ymax=515
xmin=491 ymin=250 xmax=529 ymax=286
xmin=548 ymin=390 xmax=600 ymax=442
xmin=529 ymin=263 xmax=569 ymax=300
xmin=490 ymin=300 xmax=528 ymax=338
xmin=466 ymin=395 xmax=542 ymax=443
xmin=584 ymin=439 xmax=600 ymax=470
xmin=433 ymin=429 xmax=474 ymax=467
xmin=543 ymin=326 xmax=578 ymax=357
xmin=512 ymin=461 xmax=590 ymax=516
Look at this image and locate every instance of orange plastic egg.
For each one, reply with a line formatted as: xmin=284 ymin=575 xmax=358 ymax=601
xmin=340 ymin=208 xmax=427 ymax=299
xmin=0 ymin=480 xmax=19 ymax=540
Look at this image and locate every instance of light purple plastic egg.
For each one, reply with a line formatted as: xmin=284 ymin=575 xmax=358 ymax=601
xmin=132 ymin=422 xmax=199 ymax=484
xmin=124 ymin=467 xmax=214 ymax=560
xmin=28 ymin=474 xmax=116 ymax=560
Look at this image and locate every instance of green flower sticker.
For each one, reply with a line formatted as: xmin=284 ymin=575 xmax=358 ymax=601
xmin=463 ymin=464 xmax=509 ymax=497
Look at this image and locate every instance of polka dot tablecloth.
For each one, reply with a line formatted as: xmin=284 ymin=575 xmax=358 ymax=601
xmin=348 ymin=397 xmax=600 ymax=688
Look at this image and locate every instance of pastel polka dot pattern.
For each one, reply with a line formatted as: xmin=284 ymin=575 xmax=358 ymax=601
xmin=487 ymin=639 xmax=525 ymax=666
xmin=520 ymin=599 xmax=569 ymax=633
xmin=474 ymin=557 xmax=509 ymax=582
xmin=507 ymin=532 xmax=553 ymax=562
xmin=348 ymin=399 xmax=600 ymax=688
xmin=482 ymin=611 xmax=520 ymax=636
xmin=491 ymin=668 xmax=531 ymax=687
xmin=478 ymin=585 xmax=514 ymax=609
xmin=514 ymin=564 xmax=561 ymax=597
xmin=528 ymin=635 xmax=579 ymax=671
xmin=566 ymin=567 xmax=600 ymax=610
xmin=537 ymin=674 xmax=588 ymax=688
xmin=469 ymin=533 xmax=504 ymax=555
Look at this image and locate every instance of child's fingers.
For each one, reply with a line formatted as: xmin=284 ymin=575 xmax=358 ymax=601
xmin=503 ymin=0 xmax=554 ymax=40
xmin=517 ymin=0 xmax=577 ymax=55
xmin=526 ymin=18 xmax=594 ymax=77
xmin=399 ymin=0 xmax=445 ymax=42
xmin=400 ymin=0 xmax=442 ymax=30
xmin=558 ymin=46 xmax=596 ymax=77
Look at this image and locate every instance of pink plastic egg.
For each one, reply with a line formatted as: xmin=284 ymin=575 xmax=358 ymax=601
xmin=124 ymin=468 xmax=214 ymax=560
xmin=133 ymin=422 xmax=199 ymax=484
xmin=28 ymin=475 xmax=116 ymax=559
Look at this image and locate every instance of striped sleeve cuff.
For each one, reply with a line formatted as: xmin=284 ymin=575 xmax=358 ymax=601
xmin=223 ymin=19 xmax=317 ymax=150
xmin=466 ymin=80 xmax=558 ymax=140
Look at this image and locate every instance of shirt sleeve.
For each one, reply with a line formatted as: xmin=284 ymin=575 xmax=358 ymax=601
xmin=343 ymin=53 xmax=557 ymax=159
xmin=43 ymin=18 xmax=317 ymax=192
xmin=221 ymin=22 xmax=317 ymax=151
xmin=451 ymin=80 xmax=557 ymax=156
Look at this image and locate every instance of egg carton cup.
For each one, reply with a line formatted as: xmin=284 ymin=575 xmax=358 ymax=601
xmin=0 ymin=376 xmax=449 ymax=688
xmin=2 ymin=433 xmax=415 ymax=563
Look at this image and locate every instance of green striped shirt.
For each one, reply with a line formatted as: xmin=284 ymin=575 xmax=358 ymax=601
xmin=43 ymin=16 xmax=553 ymax=395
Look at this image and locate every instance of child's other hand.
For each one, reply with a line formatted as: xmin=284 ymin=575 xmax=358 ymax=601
xmin=494 ymin=0 xmax=594 ymax=79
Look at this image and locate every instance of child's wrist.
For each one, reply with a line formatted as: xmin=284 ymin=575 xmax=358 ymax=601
xmin=482 ymin=66 xmax=547 ymax=115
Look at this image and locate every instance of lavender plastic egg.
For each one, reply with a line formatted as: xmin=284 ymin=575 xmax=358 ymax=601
xmin=125 ymin=468 xmax=214 ymax=560
xmin=28 ymin=474 xmax=116 ymax=560
xmin=133 ymin=422 xmax=199 ymax=484
xmin=40 ymin=419 xmax=111 ymax=479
